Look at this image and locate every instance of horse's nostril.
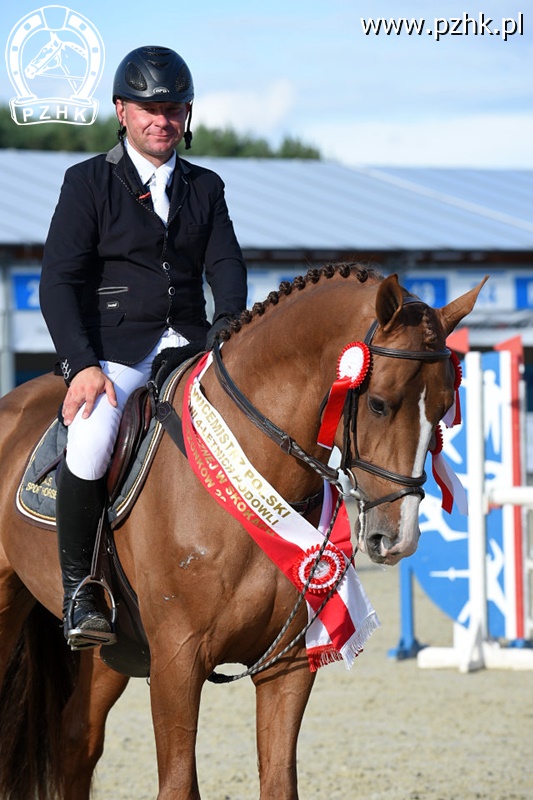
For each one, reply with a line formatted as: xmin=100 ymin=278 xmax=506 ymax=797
xmin=367 ymin=533 xmax=385 ymax=561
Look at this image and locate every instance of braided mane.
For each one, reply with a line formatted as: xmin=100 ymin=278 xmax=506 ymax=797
xmin=418 ymin=307 xmax=442 ymax=350
xmin=219 ymin=261 xmax=383 ymax=342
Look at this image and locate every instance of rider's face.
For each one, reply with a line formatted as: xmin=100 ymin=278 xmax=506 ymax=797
xmin=115 ymin=98 xmax=190 ymax=166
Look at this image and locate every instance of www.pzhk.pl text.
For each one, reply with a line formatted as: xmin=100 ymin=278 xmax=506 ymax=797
xmin=361 ymin=12 xmax=524 ymax=41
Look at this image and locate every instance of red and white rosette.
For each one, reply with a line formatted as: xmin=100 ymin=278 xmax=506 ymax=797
xmin=317 ymin=342 xmax=371 ymax=449
xmin=430 ymin=423 xmax=468 ymax=514
xmin=292 ymin=543 xmax=345 ymax=596
xmin=442 ymin=352 xmax=463 ymax=428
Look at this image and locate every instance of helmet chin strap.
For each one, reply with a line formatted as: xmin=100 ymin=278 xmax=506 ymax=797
xmin=115 ymin=105 xmax=126 ymax=143
xmin=183 ymin=103 xmax=193 ymax=150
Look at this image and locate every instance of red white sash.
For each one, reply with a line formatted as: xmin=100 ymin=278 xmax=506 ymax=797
xmin=182 ymin=353 xmax=380 ymax=671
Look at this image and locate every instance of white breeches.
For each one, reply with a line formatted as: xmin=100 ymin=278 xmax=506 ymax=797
xmin=65 ymin=330 xmax=189 ymax=480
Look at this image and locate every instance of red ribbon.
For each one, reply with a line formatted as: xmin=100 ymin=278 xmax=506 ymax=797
xmin=442 ymin=352 xmax=463 ymax=428
xmin=429 ymin=423 xmax=468 ymax=515
xmin=317 ymin=342 xmax=371 ymax=449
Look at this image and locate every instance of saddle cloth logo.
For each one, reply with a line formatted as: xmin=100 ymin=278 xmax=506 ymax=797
xmin=5 ymin=5 xmax=105 ymax=126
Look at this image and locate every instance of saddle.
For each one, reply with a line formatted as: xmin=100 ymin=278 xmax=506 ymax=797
xmin=95 ymin=348 xmax=204 ymax=678
xmin=16 ymin=346 xmax=204 ymax=678
xmin=95 ymin=384 xmax=156 ymax=678
xmin=107 ymin=385 xmax=153 ymax=504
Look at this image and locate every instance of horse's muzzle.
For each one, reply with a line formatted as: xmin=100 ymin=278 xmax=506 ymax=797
xmin=360 ymin=528 xmax=420 ymax=565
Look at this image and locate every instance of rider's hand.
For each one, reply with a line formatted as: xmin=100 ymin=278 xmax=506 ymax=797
xmin=62 ymin=366 xmax=117 ymax=426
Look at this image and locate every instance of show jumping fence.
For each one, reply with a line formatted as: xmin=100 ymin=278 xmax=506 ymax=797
xmin=391 ymin=336 xmax=533 ymax=672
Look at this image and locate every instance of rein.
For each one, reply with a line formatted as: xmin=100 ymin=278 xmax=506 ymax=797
xmin=211 ymin=345 xmax=340 ymax=488
xmin=201 ymin=301 xmax=451 ymax=683
xmin=209 ymin=490 xmax=349 ymax=684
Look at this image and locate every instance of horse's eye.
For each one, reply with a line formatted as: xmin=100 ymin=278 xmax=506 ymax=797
xmin=368 ymin=396 xmax=387 ymax=416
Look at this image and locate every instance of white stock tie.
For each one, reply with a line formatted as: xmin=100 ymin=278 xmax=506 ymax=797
xmin=151 ymin=170 xmax=170 ymax=223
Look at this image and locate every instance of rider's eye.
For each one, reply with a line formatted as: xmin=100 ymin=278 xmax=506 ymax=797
xmin=368 ymin=396 xmax=387 ymax=416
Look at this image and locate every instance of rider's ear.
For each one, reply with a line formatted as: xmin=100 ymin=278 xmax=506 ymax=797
xmin=115 ymin=98 xmax=125 ymax=126
xmin=438 ymin=276 xmax=489 ymax=336
xmin=375 ymin=273 xmax=404 ymax=332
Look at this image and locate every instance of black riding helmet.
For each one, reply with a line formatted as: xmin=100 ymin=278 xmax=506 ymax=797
xmin=113 ymin=46 xmax=194 ymax=148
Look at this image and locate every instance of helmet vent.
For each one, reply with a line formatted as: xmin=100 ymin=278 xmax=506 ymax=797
xmin=143 ymin=47 xmax=171 ymax=69
xmin=175 ymin=64 xmax=191 ymax=93
xmin=125 ymin=62 xmax=147 ymax=92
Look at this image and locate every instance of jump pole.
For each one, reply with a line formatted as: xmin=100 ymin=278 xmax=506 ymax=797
xmin=418 ymin=351 xmax=533 ymax=671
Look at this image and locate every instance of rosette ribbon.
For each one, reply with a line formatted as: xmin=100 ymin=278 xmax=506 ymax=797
xmin=317 ymin=342 xmax=371 ymax=449
xmin=442 ymin=352 xmax=462 ymax=428
xmin=429 ymin=424 xmax=468 ymax=514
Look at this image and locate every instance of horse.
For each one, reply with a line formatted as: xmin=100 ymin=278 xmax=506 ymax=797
xmin=0 ymin=263 xmax=485 ymax=799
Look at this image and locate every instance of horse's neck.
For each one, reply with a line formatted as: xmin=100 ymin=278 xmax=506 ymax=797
xmin=203 ymin=281 xmax=377 ymax=500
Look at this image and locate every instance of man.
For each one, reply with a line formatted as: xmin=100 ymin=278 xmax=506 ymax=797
xmin=39 ymin=45 xmax=247 ymax=649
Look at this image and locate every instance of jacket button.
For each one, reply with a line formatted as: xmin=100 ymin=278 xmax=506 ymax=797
xmin=162 ymin=261 xmax=170 ymax=271
xmin=168 ymin=286 xmax=175 ymax=296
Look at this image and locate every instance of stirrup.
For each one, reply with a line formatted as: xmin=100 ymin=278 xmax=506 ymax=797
xmin=67 ymin=623 xmax=117 ymax=650
xmin=67 ymin=625 xmax=117 ymax=650
xmin=65 ymin=576 xmax=118 ymax=651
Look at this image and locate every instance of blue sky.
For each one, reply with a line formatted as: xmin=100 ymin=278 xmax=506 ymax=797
xmin=2 ymin=1 xmax=531 ymax=167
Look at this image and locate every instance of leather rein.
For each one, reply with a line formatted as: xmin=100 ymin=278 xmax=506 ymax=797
xmin=211 ymin=301 xmax=451 ymax=513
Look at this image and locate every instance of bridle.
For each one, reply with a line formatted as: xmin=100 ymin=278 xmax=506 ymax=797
xmin=345 ymin=310 xmax=451 ymax=511
xmin=211 ymin=300 xmax=451 ymax=514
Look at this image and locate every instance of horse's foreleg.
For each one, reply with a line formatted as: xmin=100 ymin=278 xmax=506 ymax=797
xmin=61 ymin=652 xmax=129 ymax=799
xmin=253 ymin=653 xmax=316 ymax=800
xmin=149 ymin=641 xmax=207 ymax=800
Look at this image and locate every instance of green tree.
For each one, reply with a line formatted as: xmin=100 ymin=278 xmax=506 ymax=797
xmin=0 ymin=105 xmax=320 ymax=158
xmin=0 ymin=106 xmax=118 ymax=151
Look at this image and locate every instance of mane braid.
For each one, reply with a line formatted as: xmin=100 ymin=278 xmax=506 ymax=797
xmin=421 ymin=307 xmax=441 ymax=350
xmin=219 ymin=261 xmax=382 ymax=342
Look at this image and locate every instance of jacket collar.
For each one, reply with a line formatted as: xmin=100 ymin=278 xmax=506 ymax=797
xmin=106 ymin=142 xmax=190 ymax=222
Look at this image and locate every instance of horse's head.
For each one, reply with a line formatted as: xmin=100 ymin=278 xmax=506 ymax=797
xmin=211 ymin=264 xmax=485 ymax=568
xmin=341 ymin=273 xmax=487 ymax=566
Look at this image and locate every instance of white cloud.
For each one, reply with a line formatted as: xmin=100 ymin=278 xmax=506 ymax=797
xmin=192 ymin=79 xmax=295 ymax=135
xmin=302 ymin=113 xmax=533 ymax=168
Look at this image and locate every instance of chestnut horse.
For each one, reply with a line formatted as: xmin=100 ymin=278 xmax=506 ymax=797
xmin=0 ymin=264 xmax=485 ymax=799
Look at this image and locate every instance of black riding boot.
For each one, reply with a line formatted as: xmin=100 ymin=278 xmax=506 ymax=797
xmin=56 ymin=462 xmax=116 ymax=650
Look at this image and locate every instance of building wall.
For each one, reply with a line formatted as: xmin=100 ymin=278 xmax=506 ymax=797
xmin=3 ymin=250 xmax=533 ymax=394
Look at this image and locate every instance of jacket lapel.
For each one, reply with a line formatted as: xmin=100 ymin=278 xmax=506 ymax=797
xmin=168 ymin=157 xmax=190 ymax=224
xmin=107 ymin=143 xmax=188 ymax=222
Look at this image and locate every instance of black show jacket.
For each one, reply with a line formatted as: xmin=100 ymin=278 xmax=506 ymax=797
xmin=40 ymin=143 xmax=247 ymax=382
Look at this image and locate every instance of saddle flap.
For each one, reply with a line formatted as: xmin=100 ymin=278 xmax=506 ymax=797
xmin=107 ymin=386 xmax=152 ymax=503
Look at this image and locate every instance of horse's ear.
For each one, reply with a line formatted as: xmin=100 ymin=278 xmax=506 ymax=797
xmin=438 ymin=276 xmax=489 ymax=336
xmin=375 ymin=273 xmax=405 ymax=332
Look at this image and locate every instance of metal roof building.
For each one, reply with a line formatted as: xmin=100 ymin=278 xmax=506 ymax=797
xmin=1 ymin=150 xmax=532 ymax=258
xmin=1 ymin=150 xmax=533 ymax=392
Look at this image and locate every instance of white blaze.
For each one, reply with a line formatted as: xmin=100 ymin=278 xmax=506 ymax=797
xmin=413 ymin=387 xmax=433 ymax=476
xmin=396 ymin=388 xmax=432 ymax=556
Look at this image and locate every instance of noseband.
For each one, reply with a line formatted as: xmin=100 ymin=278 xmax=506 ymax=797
xmin=211 ymin=300 xmax=451 ymax=513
